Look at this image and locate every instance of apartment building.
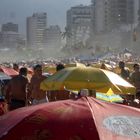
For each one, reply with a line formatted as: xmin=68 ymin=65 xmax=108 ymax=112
xmin=26 ymin=12 xmax=47 ymax=48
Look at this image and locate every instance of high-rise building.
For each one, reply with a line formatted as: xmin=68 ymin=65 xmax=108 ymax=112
xmin=0 ymin=31 xmax=26 ymax=49
xmin=138 ymin=0 xmax=140 ymax=25
xmin=26 ymin=12 xmax=47 ymax=48
xmin=66 ymin=5 xmax=92 ymax=47
xmin=91 ymin=0 xmax=117 ymax=33
xmin=2 ymin=22 xmax=18 ymax=32
xmin=114 ymin=0 xmax=139 ymax=32
xmin=94 ymin=0 xmax=111 ymax=32
xmin=92 ymin=0 xmax=139 ymax=32
xmin=115 ymin=0 xmax=139 ymax=25
xmin=0 ymin=22 xmax=25 ymax=48
xmin=44 ymin=25 xmax=61 ymax=48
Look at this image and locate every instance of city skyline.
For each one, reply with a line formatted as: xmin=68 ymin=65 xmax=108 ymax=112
xmin=0 ymin=0 xmax=91 ymax=35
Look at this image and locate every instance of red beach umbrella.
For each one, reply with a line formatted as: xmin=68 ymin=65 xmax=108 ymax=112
xmin=0 ymin=66 xmax=18 ymax=77
xmin=0 ymin=97 xmax=140 ymax=140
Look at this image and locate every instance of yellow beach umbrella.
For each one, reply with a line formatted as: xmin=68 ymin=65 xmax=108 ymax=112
xmin=96 ymin=88 xmax=124 ymax=103
xmin=65 ymin=62 xmax=86 ymax=68
xmin=91 ymin=63 xmax=101 ymax=68
xmin=43 ymin=66 xmax=56 ymax=74
xmin=43 ymin=63 xmax=85 ymax=74
xmin=91 ymin=63 xmax=113 ymax=71
xmin=40 ymin=67 xmax=136 ymax=95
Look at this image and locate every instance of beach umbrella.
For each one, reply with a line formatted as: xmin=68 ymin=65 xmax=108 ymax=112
xmin=0 ymin=72 xmax=11 ymax=80
xmin=96 ymin=88 xmax=124 ymax=103
xmin=65 ymin=62 xmax=86 ymax=68
xmin=91 ymin=63 xmax=113 ymax=71
xmin=0 ymin=66 xmax=18 ymax=77
xmin=43 ymin=63 xmax=86 ymax=75
xmin=0 ymin=97 xmax=140 ymax=140
xmin=65 ymin=88 xmax=124 ymax=103
xmin=41 ymin=67 xmax=135 ymax=95
xmin=43 ymin=66 xmax=56 ymax=74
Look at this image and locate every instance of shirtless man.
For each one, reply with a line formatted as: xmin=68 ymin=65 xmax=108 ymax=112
xmin=29 ymin=64 xmax=48 ymax=105
xmin=6 ymin=67 xmax=29 ymax=110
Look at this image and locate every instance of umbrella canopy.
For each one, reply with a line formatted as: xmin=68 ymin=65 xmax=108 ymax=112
xmin=0 ymin=97 xmax=140 ymax=140
xmin=65 ymin=62 xmax=86 ymax=68
xmin=43 ymin=63 xmax=86 ymax=74
xmin=43 ymin=66 xmax=56 ymax=74
xmin=96 ymin=88 xmax=124 ymax=103
xmin=41 ymin=67 xmax=135 ymax=95
xmin=0 ymin=72 xmax=11 ymax=80
xmin=0 ymin=66 xmax=18 ymax=77
xmin=91 ymin=63 xmax=113 ymax=71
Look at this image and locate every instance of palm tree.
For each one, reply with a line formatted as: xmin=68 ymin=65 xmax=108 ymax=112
xmin=61 ymin=27 xmax=73 ymax=39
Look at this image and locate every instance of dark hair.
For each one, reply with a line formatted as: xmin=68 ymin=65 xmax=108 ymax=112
xmin=119 ymin=61 xmax=124 ymax=65
xmin=133 ymin=63 xmax=139 ymax=68
xmin=33 ymin=64 xmax=42 ymax=71
xmin=119 ymin=61 xmax=125 ymax=68
xmin=13 ymin=63 xmax=19 ymax=69
xmin=13 ymin=63 xmax=18 ymax=67
xmin=19 ymin=67 xmax=28 ymax=75
xmin=56 ymin=63 xmax=65 ymax=71
xmin=101 ymin=63 xmax=106 ymax=69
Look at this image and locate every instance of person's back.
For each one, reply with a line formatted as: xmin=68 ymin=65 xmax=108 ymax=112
xmin=6 ymin=67 xmax=28 ymax=110
xmin=9 ymin=75 xmax=28 ymax=100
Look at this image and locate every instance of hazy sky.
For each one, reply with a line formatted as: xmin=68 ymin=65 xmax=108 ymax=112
xmin=0 ymin=0 xmax=91 ymax=34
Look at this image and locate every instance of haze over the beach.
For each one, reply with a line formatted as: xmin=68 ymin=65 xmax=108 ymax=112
xmin=0 ymin=0 xmax=91 ymax=34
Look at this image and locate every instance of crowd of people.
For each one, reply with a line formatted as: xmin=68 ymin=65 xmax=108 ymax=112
xmin=0 ymin=63 xmax=68 ymax=113
xmin=4 ymin=64 xmax=48 ymax=111
xmin=0 ymin=60 xmax=140 ymax=115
